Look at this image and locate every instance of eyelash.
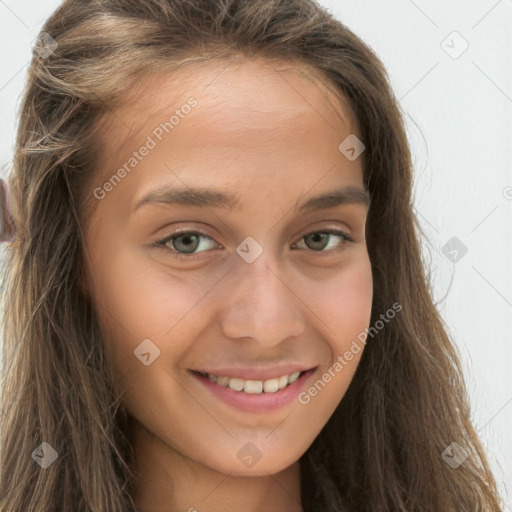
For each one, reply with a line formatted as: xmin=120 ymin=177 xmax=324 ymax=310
xmin=153 ymin=227 xmax=355 ymax=260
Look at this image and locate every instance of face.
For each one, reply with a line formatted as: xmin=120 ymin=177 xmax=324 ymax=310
xmin=82 ymin=58 xmax=373 ymax=478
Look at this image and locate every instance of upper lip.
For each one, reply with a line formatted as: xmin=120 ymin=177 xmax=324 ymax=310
xmin=190 ymin=365 xmax=317 ymax=381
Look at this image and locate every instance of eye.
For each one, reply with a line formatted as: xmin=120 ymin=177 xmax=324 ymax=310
xmin=153 ymin=228 xmax=354 ymax=260
xmin=293 ymin=228 xmax=354 ymax=253
xmin=154 ymin=229 xmax=220 ymax=259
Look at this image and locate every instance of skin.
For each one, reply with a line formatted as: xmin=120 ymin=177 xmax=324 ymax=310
xmin=82 ymin=58 xmax=373 ymax=512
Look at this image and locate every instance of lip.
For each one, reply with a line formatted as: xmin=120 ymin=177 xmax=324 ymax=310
xmin=190 ymin=367 xmax=318 ymax=414
xmin=189 ymin=365 xmax=315 ymax=381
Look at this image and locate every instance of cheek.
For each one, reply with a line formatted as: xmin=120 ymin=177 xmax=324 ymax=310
xmin=294 ymin=253 xmax=372 ymax=403
xmin=320 ymin=253 xmax=373 ymax=352
xmin=86 ymin=245 xmax=205 ymax=377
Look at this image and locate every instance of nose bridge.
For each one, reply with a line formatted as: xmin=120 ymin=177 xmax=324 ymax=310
xmin=218 ymin=245 xmax=305 ymax=345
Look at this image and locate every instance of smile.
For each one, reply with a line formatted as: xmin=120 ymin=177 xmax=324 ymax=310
xmin=193 ymin=370 xmax=302 ymax=394
xmin=190 ymin=367 xmax=317 ymax=413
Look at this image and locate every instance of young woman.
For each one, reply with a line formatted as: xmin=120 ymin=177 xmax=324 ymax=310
xmin=0 ymin=0 xmax=503 ymax=510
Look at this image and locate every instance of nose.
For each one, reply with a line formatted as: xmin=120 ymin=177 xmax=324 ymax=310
xmin=217 ymin=250 xmax=306 ymax=347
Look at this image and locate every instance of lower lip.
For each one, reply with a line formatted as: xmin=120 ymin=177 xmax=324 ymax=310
xmin=191 ymin=369 xmax=316 ymax=413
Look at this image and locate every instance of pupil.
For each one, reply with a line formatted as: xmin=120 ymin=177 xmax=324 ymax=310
xmin=174 ymin=234 xmax=199 ymax=253
xmin=306 ymin=233 xmax=327 ymax=251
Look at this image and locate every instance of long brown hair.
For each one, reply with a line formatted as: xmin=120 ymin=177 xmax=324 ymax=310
xmin=0 ymin=1 xmax=503 ymax=510
xmin=0 ymin=179 xmax=16 ymax=243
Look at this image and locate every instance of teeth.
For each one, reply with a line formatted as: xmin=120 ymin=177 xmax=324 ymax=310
xmin=244 ymin=380 xmax=263 ymax=393
xmin=202 ymin=371 xmax=303 ymax=394
xmin=278 ymin=375 xmax=288 ymax=390
xmin=229 ymin=378 xmax=244 ymax=392
xmin=288 ymin=371 xmax=300 ymax=383
xmin=216 ymin=376 xmax=230 ymax=387
xmin=263 ymin=378 xmax=279 ymax=393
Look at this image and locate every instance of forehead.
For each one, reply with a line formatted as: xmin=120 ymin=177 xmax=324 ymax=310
xmin=93 ymin=57 xmax=358 ymax=169
xmin=84 ymin=58 xmax=365 ymax=231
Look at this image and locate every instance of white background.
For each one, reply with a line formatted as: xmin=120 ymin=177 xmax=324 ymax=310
xmin=1 ymin=0 xmax=511 ymax=508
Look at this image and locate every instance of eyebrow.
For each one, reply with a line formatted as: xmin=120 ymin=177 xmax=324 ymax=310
xmin=134 ymin=184 xmax=370 ymax=213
